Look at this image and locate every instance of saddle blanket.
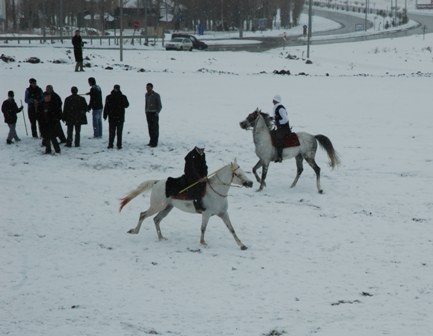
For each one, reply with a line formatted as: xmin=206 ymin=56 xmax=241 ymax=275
xmin=165 ymin=176 xmax=205 ymax=199
xmin=271 ymin=132 xmax=300 ymax=148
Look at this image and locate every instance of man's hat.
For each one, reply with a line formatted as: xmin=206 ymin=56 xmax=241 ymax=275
xmin=195 ymin=141 xmax=206 ymax=149
xmin=273 ymin=94 xmax=281 ymax=103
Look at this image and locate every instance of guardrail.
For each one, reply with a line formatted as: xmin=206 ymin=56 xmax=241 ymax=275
xmin=1 ymin=35 xmax=161 ymax=46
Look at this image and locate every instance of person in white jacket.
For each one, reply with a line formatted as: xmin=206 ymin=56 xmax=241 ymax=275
xmin=272 ymin=94 xmax=291 ymax=162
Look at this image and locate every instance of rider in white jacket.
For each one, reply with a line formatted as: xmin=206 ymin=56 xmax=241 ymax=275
xmin=272 ymin=94 xmax=291 ymax=162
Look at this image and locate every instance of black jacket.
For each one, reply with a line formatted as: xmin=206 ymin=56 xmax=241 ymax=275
xmin=184 ymin=148 xmax=208 ymax=183
xmin=63 ymin=93 xmax=88 ymax=126
xmin=38 ymin=98 xmax=62 ymax=127
xmin=88 ymin=85 xmax=103 ymax=110
xmin=72 ymin=35 xmax=84 ymax=62
xmin=2 ymin=98 xmax=22 ymax=124
xmin=103 ymin=90 xmax=129 ymax=123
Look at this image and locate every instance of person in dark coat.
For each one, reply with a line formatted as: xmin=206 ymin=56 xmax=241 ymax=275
xmin=86 ymin=77 xmax=103 ymax=138
xmin=45 ymin=85 xmax=67 ymax=144
xmin=72 ymin=30 xmax=84 ymax=72
xmin=103 ymin=84 xmax=129 ymax=149
xmin=184 ymin=142 xmax=208 ymax=212
xmin=38 ymin=91 xmax=62 ymax=154
xmin=24 ymin=78 xmax=43 ymax=138
xmin=145 ymin=83 xmax=162 ymax=147
xmin=2 ymin=91 xmax=23 ymax=144
xmin=63 ymin=86 xmax=88 ymax=147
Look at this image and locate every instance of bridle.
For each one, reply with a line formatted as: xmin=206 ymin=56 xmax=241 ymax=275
xmin=208 ymin=165 xmax=246 ymax=198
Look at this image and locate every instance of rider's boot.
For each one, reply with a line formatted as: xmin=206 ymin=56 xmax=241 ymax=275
xmin=275 ymin=147 xmax=283 ymax=163
xmin=193 ymin=199 xmax=206 ymax=213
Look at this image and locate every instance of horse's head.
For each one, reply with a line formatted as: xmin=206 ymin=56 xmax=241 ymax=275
xmin=239 ymin=108 xmax=274 ymax=130
xmin=230 ymin=160 xmax=253 ymax=188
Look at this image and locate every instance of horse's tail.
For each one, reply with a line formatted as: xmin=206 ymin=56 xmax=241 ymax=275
xmin=315 ymin=134 xmax=341 ymax=169
xmin=119 ymin=180 xmax=158 ymax=212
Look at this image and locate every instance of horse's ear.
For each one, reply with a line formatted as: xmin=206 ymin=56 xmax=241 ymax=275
xmin=234 ymin=158 xmax=237 ymax=164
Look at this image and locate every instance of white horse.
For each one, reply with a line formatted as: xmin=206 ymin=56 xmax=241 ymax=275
xmin=119 ymin=161 xmax=253 ymax=250
xmin=239 ymin=109 xmax=340 ymax=193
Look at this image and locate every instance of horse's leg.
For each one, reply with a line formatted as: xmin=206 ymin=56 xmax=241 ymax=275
xmin=219 ymin=212 xmax=247 ymax=250
xmin=305 ymin=157 xmax=323 ymax=194
xmin=153 ymin=204 xmax=174 ymax=240
xmin=290 ymin=154 xmax=304 ymax=188
xmin=252 ymin=160 xmax=262 ymax=183
xmin=128 ymin=205 xmax=164 ymax=234
xmin=257 ymin=163 xmax=269 ymax=191
xmin=200 ymin=213 xmax=212 ymax=247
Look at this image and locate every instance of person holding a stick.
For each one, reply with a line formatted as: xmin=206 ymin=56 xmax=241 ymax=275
xmin=184 ymin=142 xmax=208 ymax=213
xmin=2 ymin=91 xmax=23 ymax=144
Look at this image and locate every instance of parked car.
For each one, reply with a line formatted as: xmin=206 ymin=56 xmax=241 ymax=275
xmin=165 ymin=37 xmax=193 ymax=51
xmin=171 ymin=33 xmax=208 ymax=50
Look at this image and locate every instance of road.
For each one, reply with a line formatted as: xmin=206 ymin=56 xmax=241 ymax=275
xmin=207 ymin=9 xmax=433 ymax=52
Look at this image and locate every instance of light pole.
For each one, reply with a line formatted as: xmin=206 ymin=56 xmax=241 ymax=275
xmin=119 ymin=0 xmax=123 ymax=61
xmin=364 ymin=0 xmax=369 ymax=31
xmin=307 ymin=0 xmax=312 ymax=59
xmin=60 ymin=0 xmax=64 ymax=42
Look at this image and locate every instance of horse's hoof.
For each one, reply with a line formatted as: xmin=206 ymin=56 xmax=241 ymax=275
xmin=127 ymin=229 xmax=137 ymax=234
xmin=318 ymin=190 xmax=323 ymax=194
xmin=240 ymin=245 xmax=248 ymax=251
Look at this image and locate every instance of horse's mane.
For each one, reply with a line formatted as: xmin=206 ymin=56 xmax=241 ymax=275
xmin=256 ymin=109 xmax=274 ymax=130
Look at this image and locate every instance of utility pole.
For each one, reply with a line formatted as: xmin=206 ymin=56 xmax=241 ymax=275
xmin=307 ymin=0 xmax=312 ymax=59
xmin=60 ymin=0 xmax=64 ymax=42
xmin=144 ymin=0 xmax=148 ymax=45
xmin=119 ymin=0 xmax=123 ymax=61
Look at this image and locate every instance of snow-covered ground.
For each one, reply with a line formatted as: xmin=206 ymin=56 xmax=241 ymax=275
xmin=1 ymin=11 xmax=433 ymax=336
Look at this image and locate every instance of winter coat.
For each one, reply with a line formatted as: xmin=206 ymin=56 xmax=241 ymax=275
xmin=72 ymin=35 xmax=84 ymax=62
xmin=88 ymin=85 xmax=103 ymax=110
xmin=63 ymin=93 xmax=88 ymax=126
xmin=145 ymin=91 xmax=162 ymax=113
xmin=184 ymin=148 xmax=208 ymax=184
xmin=103 ymin=90 xmax=129 ymax=123
xmin=38 ymin=98 xmax=62 ymax=128
xmin=24 ymin=85 xmax=43 ymax=111
xmin=2 ymin=98 xmax=22 ymax=124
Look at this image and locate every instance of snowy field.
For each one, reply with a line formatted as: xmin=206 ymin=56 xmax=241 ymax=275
xmin=1 ymin=14 xmax=433 ymax=336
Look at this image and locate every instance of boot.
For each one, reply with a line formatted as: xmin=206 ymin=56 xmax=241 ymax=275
xmin=275 ymin=148 xmax=283 ymax=163
xmin=193 ymin=199 xmax=206 ymax=213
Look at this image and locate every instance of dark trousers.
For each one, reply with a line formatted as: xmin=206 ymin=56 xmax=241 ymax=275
xmin=44 ymin=127 xmax=61 ymax=153
xmin=275 ymin=124 xmax=291 ymax=158
xmin=146 ymin=112 xmax=159 ymax=146
xmin=108 ymin=121 xmax=124 ymax=148
xmin=28 ymin=108 xmax=39 ymax=137
xmin=187 ymin=181 xmax=206 ymax=200
xmin=67 ymin=124 xmax=81 ymax=146
xmin=56 ymin=121 xmax=67 ymax=142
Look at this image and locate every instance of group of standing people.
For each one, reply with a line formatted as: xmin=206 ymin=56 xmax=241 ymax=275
xmin=1 ymin=76 xmax=134 ymax=154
